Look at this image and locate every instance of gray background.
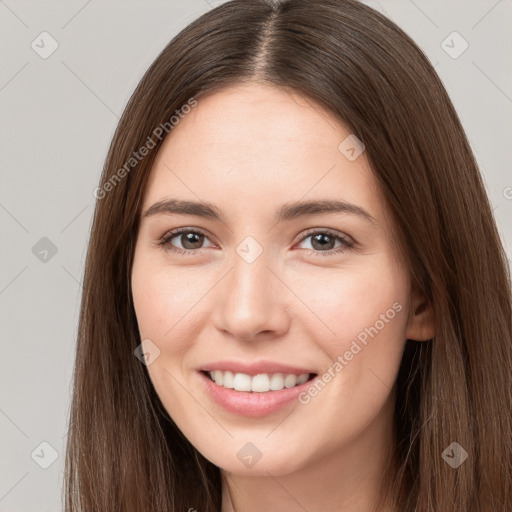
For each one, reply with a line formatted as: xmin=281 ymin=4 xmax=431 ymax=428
xmin=1 ymin=1 xmax=511 ymax=510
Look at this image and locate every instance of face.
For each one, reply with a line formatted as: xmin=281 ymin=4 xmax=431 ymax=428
xmin=131 ymin=83 xmax=428 ymax=476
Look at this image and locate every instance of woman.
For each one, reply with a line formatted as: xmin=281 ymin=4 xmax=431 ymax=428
xmin=64 ymin=0 xmax=512 ymax=511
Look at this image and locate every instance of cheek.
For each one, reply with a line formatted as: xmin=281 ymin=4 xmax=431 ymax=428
xmin=131 ymin=253 xmax=219 ymax=360
xmin=287 ymin=260 xmax=409 ymax=443
xmin=131 ymin=267 xmax=169 ymax=338
xmin=131 ymin=257 xmax=203 ymax=406
xmin=292 ymin=258 xmax=409 ymax=379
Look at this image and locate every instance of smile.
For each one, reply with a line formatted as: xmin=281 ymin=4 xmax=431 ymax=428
xmin=205 ymin=370 xmax=313 ymax=392
xmin=199 ymin=370 xmax=318 ymax=417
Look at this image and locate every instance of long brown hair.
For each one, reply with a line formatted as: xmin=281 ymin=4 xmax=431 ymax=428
xmin=63 ymin=0 xmax=512 ymax=510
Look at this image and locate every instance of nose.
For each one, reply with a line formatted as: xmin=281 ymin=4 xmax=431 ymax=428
xmin=212 ymin=251 xmax=291 ymax=341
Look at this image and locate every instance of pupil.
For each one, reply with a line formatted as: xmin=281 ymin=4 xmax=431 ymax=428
xmin=182 ymin=232 xmax=203 ymax=249
xmin=312 ymin=233 xmax=333 ymax=250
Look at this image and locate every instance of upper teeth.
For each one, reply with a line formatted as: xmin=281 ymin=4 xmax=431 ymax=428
xmin=208 ymin=370 xmax=310 ymax=392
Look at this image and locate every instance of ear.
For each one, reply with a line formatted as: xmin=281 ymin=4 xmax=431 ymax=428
xmin=405 ymin=287 xmax=436 ymax=341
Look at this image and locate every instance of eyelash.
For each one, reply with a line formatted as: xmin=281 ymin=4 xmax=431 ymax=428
xmin=156 ymin=227 xmax=355 ymax=257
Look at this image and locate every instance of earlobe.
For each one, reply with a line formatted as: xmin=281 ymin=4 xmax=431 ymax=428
xmin=405 ymin=288 xmax=436 ymax=341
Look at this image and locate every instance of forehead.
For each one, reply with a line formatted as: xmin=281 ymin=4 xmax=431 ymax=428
xmin=171 ymin=83 xmax=346 ymax=162
xmin=142 ymin=83 xmax=386 ymax=227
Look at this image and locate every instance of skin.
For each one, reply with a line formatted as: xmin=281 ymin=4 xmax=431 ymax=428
xmin=131 ymin=83 xmax=435 ymax=512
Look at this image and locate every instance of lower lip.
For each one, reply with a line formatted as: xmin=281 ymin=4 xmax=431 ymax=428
xmin=198 ymin=371 xmax=315 ymax=417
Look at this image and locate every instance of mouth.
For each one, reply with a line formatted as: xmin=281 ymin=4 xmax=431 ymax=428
xmin=201 ymin=370 xmax=318 ymax=393
xmin=198 ymin=370 xmax=319 ymax=417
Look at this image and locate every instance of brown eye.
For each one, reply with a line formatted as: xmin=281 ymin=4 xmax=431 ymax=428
xmin=295 ymin=229 xmax=354 ymax=256
xmin=176 ymin=232 xmax=205 ymax=250
xmin=310 ymin=233 xmax=337 ymax=251
xmin=159 ymin=228 xmax=215 ymax=253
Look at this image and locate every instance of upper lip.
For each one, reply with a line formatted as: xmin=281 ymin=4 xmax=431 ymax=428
xmin=200 ymin=360 xmax=316 ymax=376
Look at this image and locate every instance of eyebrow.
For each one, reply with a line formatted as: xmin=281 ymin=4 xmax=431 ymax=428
xmin=142 ymin=198 xmax=376 ymax=225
